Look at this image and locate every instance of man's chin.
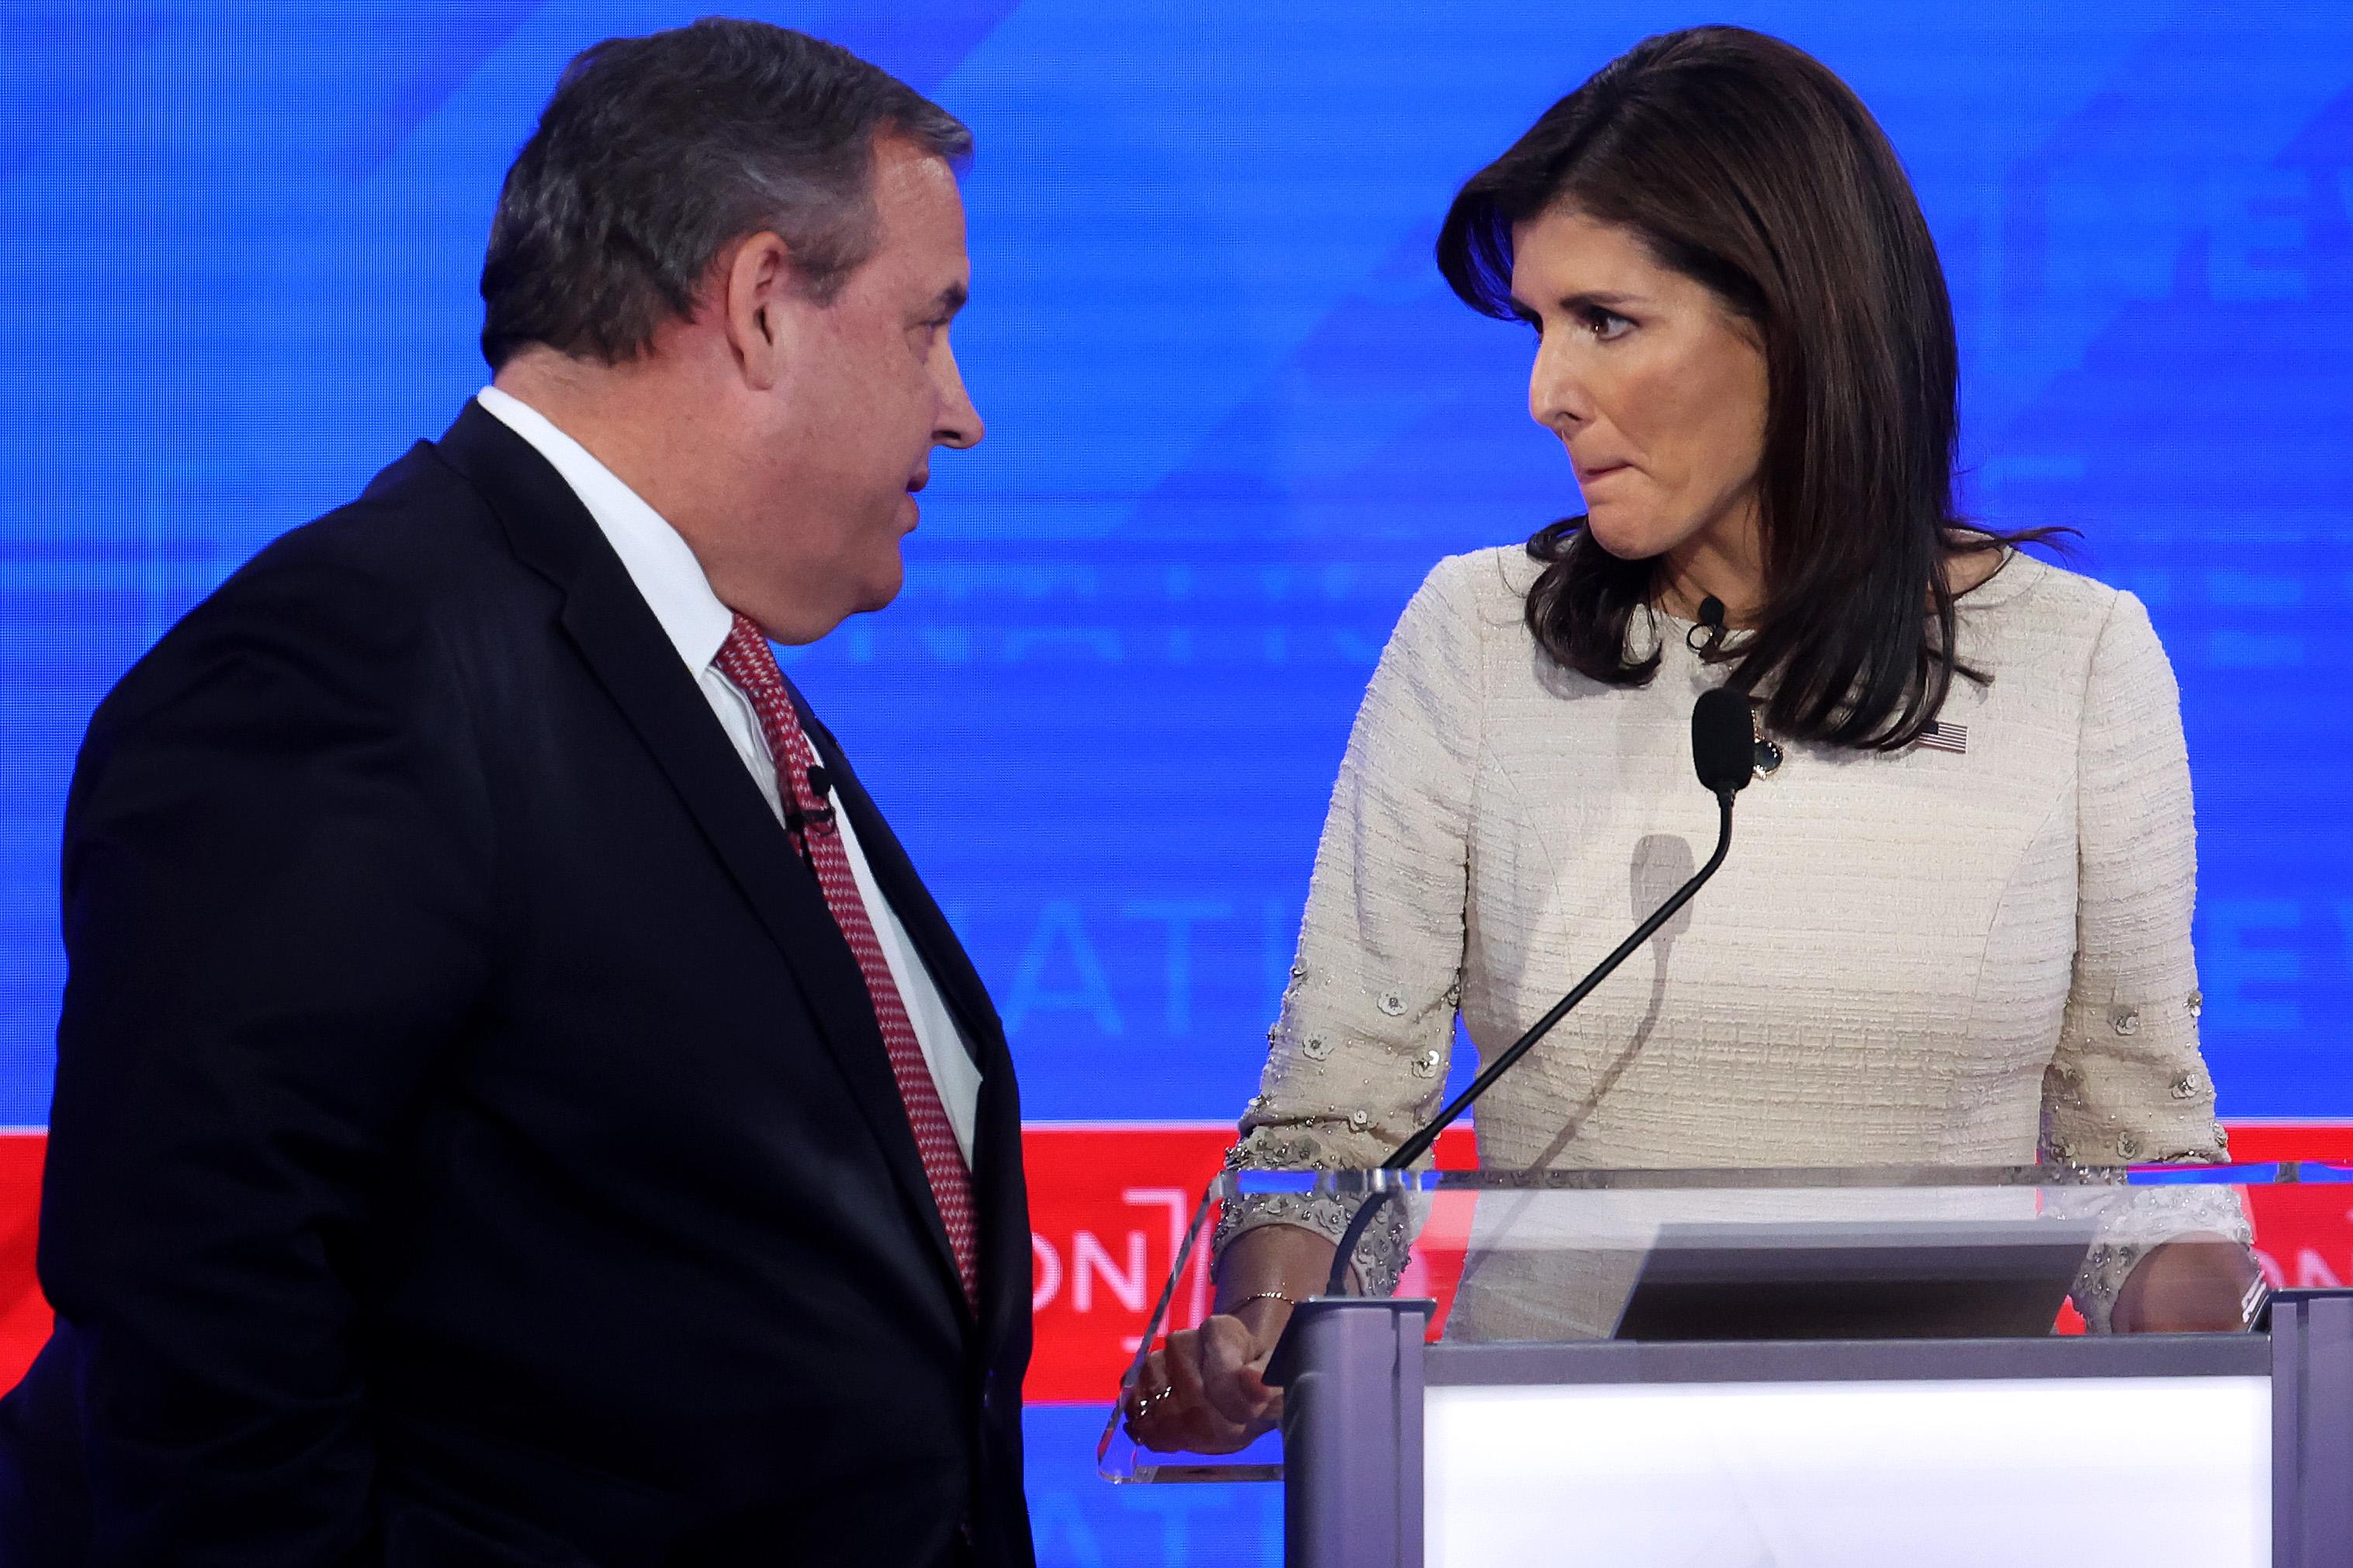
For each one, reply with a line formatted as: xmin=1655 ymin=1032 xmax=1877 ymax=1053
xmin=757 ymin=569 xmax=903 ymax=646
xmin=853 ymin=556 xmax=906 ymax=616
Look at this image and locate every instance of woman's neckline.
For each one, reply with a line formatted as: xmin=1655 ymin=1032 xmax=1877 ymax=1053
xmin=1647 ymin=544 xmax=2030 ymax=628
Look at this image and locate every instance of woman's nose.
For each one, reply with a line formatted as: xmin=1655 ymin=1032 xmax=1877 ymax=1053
xmin=1528 ymin=341 xmax=1592 ymax=434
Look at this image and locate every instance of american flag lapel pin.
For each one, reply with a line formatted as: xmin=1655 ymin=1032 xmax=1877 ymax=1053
xmin=1915 ymin=720 xmax=1968 ymax=755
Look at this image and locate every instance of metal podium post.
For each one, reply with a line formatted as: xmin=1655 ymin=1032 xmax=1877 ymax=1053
xmin=1267 ymin=1296 xmax=1434 ymax=1568
xmin=2272 ymin=1289 xmax=2353 ymax=1567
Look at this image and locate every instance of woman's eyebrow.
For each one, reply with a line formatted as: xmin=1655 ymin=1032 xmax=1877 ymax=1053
xmin=1506 ymin=288 xmax=1648 ymax=317
xmin=1556 ymin=289 xmax=1644 ymax=310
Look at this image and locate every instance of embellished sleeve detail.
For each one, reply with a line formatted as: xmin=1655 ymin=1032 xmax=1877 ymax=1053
xmin=2042 ymin=1172 xmax=2252 ymax=1333
xmin=2042 ymin=590 xmax=2247 ymax=1329
xmin=1210 ymin=1140 xmax=1415 ymax=1299
xmin=1213 ymin=557 xmax=1485 ymax=1296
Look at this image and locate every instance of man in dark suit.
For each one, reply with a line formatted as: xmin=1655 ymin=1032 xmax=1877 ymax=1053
xmin=0 ymin=19 xmax=1031 ymax=1566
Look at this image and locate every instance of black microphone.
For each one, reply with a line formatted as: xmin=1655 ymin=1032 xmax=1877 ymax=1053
xmin=1318 ymin=687 xmax=1756 ymax=1296
xmin=804 ymin=765 xmax=837 ymax=829
xmin=1689 ymin=685 xmax=1758 ymax=795
xmin=1685 ymin=594 xmax=1728 ymax=653
xmin=781 ymin=767 xmax=837 ymax=865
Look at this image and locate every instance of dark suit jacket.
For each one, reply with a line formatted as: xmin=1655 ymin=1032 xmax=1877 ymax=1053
xmin=0 ymin=403 xmax=1034 ymax=1566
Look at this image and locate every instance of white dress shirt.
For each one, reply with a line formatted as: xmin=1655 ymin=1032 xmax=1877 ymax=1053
xmin=476 ymin=386 xmax=982 ymax=1164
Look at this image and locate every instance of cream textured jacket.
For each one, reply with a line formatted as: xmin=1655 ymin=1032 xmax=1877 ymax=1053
xmin=1222 ymin=545 xmax=2232 ymax=1334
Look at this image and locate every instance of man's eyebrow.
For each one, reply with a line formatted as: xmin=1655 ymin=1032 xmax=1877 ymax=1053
xmin=933 ymin=281 xmax=969 ymax=315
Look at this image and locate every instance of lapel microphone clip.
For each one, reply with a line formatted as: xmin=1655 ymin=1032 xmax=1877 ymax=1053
xmin=781 ymin=766 xmax=838 ymax=872
xmin=803 ymin=765 xmax=838 ymax=831
xmin=1685 ymin=594 xmax=1729 ymax=654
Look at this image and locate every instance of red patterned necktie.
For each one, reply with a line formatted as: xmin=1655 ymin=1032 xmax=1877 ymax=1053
xmin=712 ymin=614 xmax=979 ymax=1309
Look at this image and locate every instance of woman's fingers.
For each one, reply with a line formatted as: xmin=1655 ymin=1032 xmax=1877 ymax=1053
xmin=2113 ymin=1234 xmax=2265 ymax=1333
xmin=1119 ymin=1343 xmax=1168 ymax=1414
xmin=1123 ymin=1330 xmax=1204 ymax=1449
xmin=1158 ymin=1324 xmax=1216 ymax=1420
xmin=1198 ymin=1313 xmax=1281 ymax=1428
xmin=1125 ymin=1324 xmax=1260 ymax=1454
xmin=1121 ymin=1342 xmax=1184 ymax=1444
xmin=1121 ymin=1315 xmax=1298 ymax=1453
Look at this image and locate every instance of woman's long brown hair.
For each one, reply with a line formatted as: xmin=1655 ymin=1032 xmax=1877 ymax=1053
xmin=1437 ymin=26 xmax=2060 ymax=747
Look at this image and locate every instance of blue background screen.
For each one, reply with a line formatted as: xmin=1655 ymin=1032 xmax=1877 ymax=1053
xmin=4 ymin=4 xmax=2350 ymax=1561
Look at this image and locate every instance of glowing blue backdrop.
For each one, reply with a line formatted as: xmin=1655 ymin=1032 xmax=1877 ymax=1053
xmin=4 ymin=3 xmax=2351 ymax=1561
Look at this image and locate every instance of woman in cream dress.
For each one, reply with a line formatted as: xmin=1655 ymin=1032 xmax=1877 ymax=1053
xmin=1126 ymin=26 xmax=2258 ymax=1456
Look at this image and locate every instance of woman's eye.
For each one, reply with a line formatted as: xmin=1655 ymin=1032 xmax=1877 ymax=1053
xmin=1585 ymin=308 xmax=1631 ymax=341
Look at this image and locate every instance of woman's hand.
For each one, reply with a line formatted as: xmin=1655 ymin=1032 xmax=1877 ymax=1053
xmin=1121 ymin=1303 xmax=1291 ymax=1454
xmin=1125 ymin=1222 xmax=1335 ymax=1451
xmin=2111 ymin=1233 xmax=2266 ymax=1334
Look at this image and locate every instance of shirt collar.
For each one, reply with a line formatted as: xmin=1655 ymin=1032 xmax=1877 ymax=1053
xmin=474 ymin=386 xmax=734 ymax=675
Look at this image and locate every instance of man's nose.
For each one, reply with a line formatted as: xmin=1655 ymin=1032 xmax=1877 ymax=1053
xmin=934 ymin=338 xmax=985 ymax=450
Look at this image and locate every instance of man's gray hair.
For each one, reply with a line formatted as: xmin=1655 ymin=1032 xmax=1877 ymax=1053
xmin=480 ymin=19 xmax=971 ymax=369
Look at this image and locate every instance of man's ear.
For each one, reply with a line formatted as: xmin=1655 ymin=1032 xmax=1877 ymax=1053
xmin=721 ymin=231 xmax=796 ymax=391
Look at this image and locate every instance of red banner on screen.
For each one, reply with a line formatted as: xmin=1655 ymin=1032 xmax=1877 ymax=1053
xmin=2 ymin=1123 xmax=2350 ymax=1404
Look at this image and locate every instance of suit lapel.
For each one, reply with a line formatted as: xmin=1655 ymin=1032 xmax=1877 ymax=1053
xmin=790 ymin=697 xmax=1004 ymax=1067
xmin=430 ymin=403 xmax=969 ymax=1310
xmin=793 ymin=701 xmax=1031 ymax=1358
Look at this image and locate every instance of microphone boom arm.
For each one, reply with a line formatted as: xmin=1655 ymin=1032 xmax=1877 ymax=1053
xmin=1319 ymin=789 xmax=1736 ymax=1297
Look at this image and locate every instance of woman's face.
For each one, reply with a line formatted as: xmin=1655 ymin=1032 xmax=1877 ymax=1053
xmin=1509 ymin=207 xmax=1769 ymax=578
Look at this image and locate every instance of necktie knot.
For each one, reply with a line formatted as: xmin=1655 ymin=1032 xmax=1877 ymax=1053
xmin=716 ymin=613 xmax=784 ymax=701
xmin=714 ymin=615 xmax=822 ymax=822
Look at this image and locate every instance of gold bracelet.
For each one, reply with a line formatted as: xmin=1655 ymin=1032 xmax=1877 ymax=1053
xmin=1232 ymin=1289 xmax=1296 ymax=1314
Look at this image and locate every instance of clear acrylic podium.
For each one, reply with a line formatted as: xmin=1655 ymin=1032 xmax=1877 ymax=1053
xmin=1097 ymin=1164 xmax=2353 ymax=1568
